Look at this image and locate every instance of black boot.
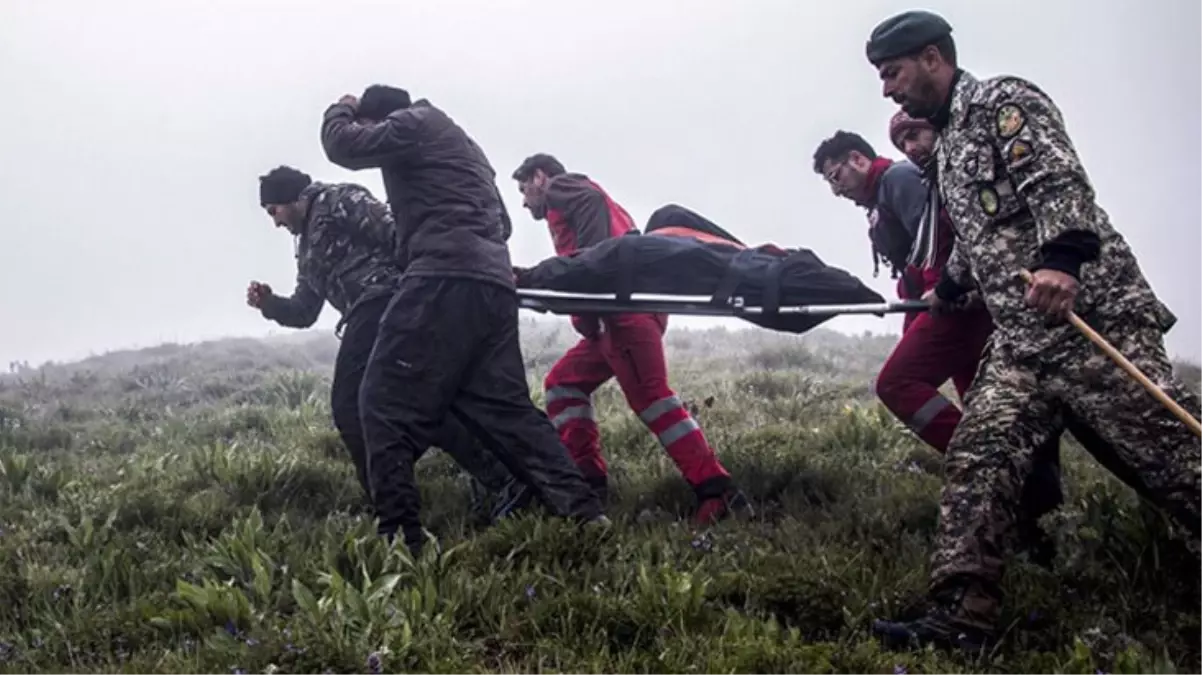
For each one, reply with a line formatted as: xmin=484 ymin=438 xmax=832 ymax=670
xmin=871 ymin=581 xmax=998 ymax=654
xmin=489 ymin=479 xmax=538 ymax=522
xmin=693 ymin=476 xmax=754 ymax=524
xmin=872 ymin=610 xmax=993 ymax=654
xmin=1016 ymin=517 xmax=1057 ymax=570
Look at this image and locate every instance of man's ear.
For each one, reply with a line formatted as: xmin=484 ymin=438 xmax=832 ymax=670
xmin=918 ymin=47 xmax=942 ymax=72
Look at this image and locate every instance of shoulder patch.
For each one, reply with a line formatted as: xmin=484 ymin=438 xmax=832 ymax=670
xmin=996 ymin=103 xmax=1025 ymax=138
xmin=1006 ymin=138 xmax=1035 ymax=166
xmin=965 ymin=154 xmax=978 ymax=177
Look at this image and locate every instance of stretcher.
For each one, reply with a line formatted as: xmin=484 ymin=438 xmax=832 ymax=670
xmin=516 ymin=289 xmax=928 ymax=320
xmin=513 ymin=203 xmax=932 ymax=335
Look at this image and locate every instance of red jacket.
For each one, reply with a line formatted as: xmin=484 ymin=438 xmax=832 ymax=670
xmin=544 ymin=173 xmax=637 ymax=255
xmin=542 ymin=173 xmax=662 ymax=337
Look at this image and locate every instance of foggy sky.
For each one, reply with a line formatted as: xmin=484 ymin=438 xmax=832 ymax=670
xmin=1 ymin=0 xmax=1199 ymax=368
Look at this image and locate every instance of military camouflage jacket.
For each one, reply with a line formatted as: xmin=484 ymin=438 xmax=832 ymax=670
xmin=259 ymin=181 xmax=403 ymax=329
xmin=932 ymin=70 xmax=1175 ymax=359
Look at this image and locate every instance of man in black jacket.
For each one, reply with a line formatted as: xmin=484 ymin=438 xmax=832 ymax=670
xmin=248 ymin=165 xmax=526 ymax=525
xmin=320 ymin=85 xmax=606 ymax=554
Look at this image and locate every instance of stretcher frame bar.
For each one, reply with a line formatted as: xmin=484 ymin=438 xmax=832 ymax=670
xmin=516 ymin=288 xmax=929 ymax=317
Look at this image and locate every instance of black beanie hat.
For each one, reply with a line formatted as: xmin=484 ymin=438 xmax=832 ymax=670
xmin=259 ymin=166 xmax=312 ymax=206
xmin=358 ymin=85 xmax=412 ymax=120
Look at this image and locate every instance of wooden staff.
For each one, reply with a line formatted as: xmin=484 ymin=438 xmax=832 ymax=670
xmin=1019 ymin=269 xmax=1202 ymax=437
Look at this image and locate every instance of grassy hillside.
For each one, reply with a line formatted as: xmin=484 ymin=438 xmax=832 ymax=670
xmin=0 ymin=318 xmax=1198 ymax=674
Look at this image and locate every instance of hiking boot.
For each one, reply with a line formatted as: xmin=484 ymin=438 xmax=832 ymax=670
xmin=871 ymin=608 xmax=993 ymax=654
xmin=586 ymin=514 xmax=613 ymax=528
xmin=380 ymin=527 xmax=425 ymax=559
xmin=695 ymin=488 xmax=754 ymax=525
xmin=872 ymin=581 xmax=998 ymax=654
xmin=489 ymin=480 xmax=538 ymax=522
xmin=1017 ymin=520 xmax=1057 ymax=570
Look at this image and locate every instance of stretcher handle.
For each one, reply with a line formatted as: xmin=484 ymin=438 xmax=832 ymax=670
xmin=1018 ymin=269 xmax=1201 ymax=437
xmin=514 ymin=289 xmax=929 ymax=315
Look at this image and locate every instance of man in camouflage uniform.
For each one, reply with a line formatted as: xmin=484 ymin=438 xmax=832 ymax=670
xmin=248 ymin=165 xmax=528 ymax=523
xmin=861 ymin=9 xmax=1202 ymax=652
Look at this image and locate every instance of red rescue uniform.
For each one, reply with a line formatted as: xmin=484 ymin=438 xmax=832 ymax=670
xmin=538 ymin=173 xmax=734 ymax=501
xmin=863 ymin=157 xmax=994 ymax=452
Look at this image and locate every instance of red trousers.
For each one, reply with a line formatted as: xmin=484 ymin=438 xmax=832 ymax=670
xmin=543 ymin=313 xmax=731 ymax=489
xmin=876 ymin=305 xmax=994 ymax=452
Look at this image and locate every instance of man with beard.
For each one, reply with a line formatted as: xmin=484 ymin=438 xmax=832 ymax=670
xmin=812 ymin=128 xmax=1061 ymax=566
xmin=510 ymin=152 xmax=751 ymax=523
xmin=319 ymin=85 xmax=606 ymax=555
xmin=248 ymin=165 xmax=528 ymax=524
xmin=862 ymin=9 xmax=1202 ymax=652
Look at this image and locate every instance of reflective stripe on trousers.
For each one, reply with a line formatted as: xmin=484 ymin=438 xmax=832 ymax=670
xmin=546 ymin=385 xmax=596 ymax=429
xmin=907 ymin=393 xmax=954 ymax=434
xmin=638 ymin=394 xmax=701 ymax=448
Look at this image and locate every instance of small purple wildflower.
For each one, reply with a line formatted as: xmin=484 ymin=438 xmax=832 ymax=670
xmin=224 ymin=620 xmax=238 ymax=636
xmin=525 ymin=585 xmax=536 ymax=600
xmin=894 ymin=665 xmax=908 ymax=675
xmin=232 ymin=669 xmax=246 ymax=675
xmin=366 ymin=651 xmax=384 ymax=674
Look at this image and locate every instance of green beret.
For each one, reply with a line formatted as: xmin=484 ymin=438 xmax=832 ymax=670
xmin=865 ymin=10 xmax=952 ymax=66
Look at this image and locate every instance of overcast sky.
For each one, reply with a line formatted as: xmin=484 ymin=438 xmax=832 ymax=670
xmin=1 ymin=0 xmax=1198 ymax=368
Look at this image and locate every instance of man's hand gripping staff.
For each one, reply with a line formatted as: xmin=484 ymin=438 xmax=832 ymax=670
xmin=1013 ymin=268 xmax=1201 ymax=437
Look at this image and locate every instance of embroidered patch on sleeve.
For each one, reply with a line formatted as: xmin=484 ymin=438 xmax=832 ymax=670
xmin=1007 ymin=139 xmax=1035 ymax=165
xmin=996 ymin=104 xmax=1025 ymax=139
xmin=978 ymin=186 xmax=1000 ymax=216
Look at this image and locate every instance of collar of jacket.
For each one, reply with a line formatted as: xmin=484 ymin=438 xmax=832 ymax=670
xmin=294 ymin=181 xmax=331 ymax=237
xmin=929 ymin=68 xmax=969 ymax=131
xmin=859 ymin=156 xmax=895 ymax=208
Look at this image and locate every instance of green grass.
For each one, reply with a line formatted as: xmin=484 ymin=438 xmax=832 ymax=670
xmin=0 ymin=319 xmax=1197 ymax=674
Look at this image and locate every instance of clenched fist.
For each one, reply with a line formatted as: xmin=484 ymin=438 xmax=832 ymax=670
xmin=921 ymin=287 xmax=949 ymax=315
xmin=1024 ymin=269 xmax=1078 ymax=321
xmin=247 ymin=281 xmax=273 ymax=308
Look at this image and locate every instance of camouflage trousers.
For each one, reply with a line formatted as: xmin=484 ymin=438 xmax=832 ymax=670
xmin=929 ymin=316 xmax=1202 ymax=628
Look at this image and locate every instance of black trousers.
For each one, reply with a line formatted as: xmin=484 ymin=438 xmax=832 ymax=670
xmin=359 ymin=276 xmax=603 ymax=551
xmin=331 ymin=293 xmax=519 ymax=507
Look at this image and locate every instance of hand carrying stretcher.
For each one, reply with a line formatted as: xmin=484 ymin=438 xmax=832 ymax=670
xmin=514 ymin=203 xmax=930 ymax=335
